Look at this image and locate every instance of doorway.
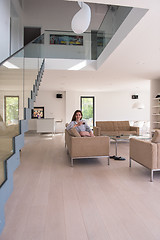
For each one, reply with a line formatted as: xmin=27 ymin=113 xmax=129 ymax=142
xmin=24 ymin=27 xmax=41 ymax=46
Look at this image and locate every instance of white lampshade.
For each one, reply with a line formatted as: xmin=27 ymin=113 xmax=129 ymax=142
xmin=71 ymin=1 xmax=91 ymax=34
xmin=132 ymin=101 xmax=145 ymax=109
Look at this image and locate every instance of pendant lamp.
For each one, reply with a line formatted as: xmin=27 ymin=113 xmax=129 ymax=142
xmin=132 ymin=101 xmax=145 ymax=109
xmin=71 ymin=1 xmax=91 ymax=34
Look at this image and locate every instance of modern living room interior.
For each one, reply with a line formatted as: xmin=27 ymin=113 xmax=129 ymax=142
xmin=1 ymin=0 xmax=160 ymax=239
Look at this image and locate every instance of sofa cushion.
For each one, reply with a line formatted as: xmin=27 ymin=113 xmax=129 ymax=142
xmin=100 ymin=131 xmax=119 ymax=136
xmin=151 ymin=130 xmax=160 ymax=143
xmin=116 ymin=121 xmax=130 ymax=131
xmin=96 ymin=121 xmax=114 ymax=131
xmin=68 ymin=128 xmax=81 ymax=137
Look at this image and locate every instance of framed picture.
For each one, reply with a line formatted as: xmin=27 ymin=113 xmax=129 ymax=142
xmin=32 ymin=107 xmax=44 ymax=119
xmin=50 ymin=34 xmax=83 ymax=46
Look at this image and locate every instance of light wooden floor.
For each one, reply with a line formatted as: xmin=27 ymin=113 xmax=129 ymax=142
xmin=1 ymin=133 xmax=160 ymax=240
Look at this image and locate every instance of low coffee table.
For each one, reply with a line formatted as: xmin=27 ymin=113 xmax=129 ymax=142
xmin=110 ymin=134 xmax=151 ymax=160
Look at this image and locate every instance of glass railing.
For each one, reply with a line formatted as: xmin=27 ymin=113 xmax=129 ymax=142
xmin=0 ymin=37 xmax=44 ymax=187
xmin=24 ymin=31 xmax=92 ymax=60
xmin=95 ymin=5 xmax=132 ymax=58
xmin=23 ymin=5 xmax=132 ymax=61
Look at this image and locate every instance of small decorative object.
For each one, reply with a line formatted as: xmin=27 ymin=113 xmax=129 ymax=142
xmin=132 ymin=101 xmax=144 ymax=109
xmin=71 ymin=1 xmax=91 ymax=34
xmin=32 ymin=107 xmax=44 ymax=119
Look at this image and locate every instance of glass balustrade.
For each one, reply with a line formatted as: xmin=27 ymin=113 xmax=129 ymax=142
xmin=0 ymin=50 xmax=24 ymax=186
xmin=24 ymin=5 xmax=132 ymax=61
xmin=0 ymin=40 xmax=44 ymax=186
xmin=96 ymin=5 xmax=132 ymax=58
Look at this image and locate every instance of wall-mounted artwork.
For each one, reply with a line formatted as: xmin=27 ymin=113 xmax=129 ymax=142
xmin=32 ymin=107 xmax=44 ymax=119
xmin=50 ymin=34 xmax=83 ymax=46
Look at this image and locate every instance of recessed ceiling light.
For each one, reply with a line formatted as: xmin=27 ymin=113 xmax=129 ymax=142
xmin=68 ymin=60 xmax=87 ymax=70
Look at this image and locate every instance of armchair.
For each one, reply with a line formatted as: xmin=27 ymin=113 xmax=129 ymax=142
xmin=129 ymin=137 xmax=160 ymax=182
xmin=65 ymin=129 xmax=110 ymax=167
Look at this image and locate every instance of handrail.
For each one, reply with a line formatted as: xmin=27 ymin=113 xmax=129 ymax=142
xmin=0 ymin=33 xmax=44 ymax=66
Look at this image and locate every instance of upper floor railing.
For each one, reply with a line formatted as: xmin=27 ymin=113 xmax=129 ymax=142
xmin=23 ymin=5 xmax=132 ymax=60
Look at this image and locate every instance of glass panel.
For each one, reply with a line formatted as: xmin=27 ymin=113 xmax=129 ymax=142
xmin=24 ymin=31 xmax=92 ymax=60
xmin=0 ymin=50 xmax=24 ymax=186
xmin=3 ymin=50 xmax=25 ymax=121
xmin=24 ymin=34 xmax=44 ymax=59
xmin=96 ymin=5 xmax=132 ymax=58
xmin=0 ymin=34 xmax=45 ymax=186
xmin=81 ymin=97 xmax=94 ymax=129
xmin=24 ymin=57 xmax=39 ymax=109
xmin=0 ymin=161 xmax=6 ymax=186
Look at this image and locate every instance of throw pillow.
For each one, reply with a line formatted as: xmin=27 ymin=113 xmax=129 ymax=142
xmin=68 ymin=128 xmax=81 ymax=137
xmin=151 ymin=130 xmax=160 ymax=143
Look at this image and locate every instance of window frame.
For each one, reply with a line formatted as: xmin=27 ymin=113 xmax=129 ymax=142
xmin=80 ymin=96 xmax=95 ymax=127
xmin=4 ymin=96 xmax=19 ymax=125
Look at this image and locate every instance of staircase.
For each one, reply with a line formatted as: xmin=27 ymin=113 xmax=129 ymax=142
xmin=0 ymin=56 xmax=45 ymax=234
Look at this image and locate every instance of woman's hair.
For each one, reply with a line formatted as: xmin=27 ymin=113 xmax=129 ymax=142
xmin=72 ymin=110 xmax=83 ymax=121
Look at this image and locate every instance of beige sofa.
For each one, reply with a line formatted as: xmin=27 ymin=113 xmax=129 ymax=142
xmin=65 ymin=129 xmax=110 ymax=166
xmin=93 ymin=121 xmax=139 ymax=136
xmin=129 ymin=132 xmax=160 ymax=181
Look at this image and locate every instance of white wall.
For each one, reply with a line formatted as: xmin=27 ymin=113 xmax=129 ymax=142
xmin=66 ymin=89 xmax=150 ymax=124
xmin=10 ymin=0 xmax=23 ymax=54
xmin=29 ymin=90 xmax=66 ymax=132
xmin=28 ymin=88 xmax=150 ymax=131
xmin=0 ymin=0 xmax=10 ymax=63
xmin=0 ymin=0 xmax=23 ymax=63
xmin=150 ymin=79 xmax=160 ymax=132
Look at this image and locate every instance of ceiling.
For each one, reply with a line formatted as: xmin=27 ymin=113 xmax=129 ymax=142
xmin=4 ymin=0 xmax=160 ymax=93
xmin=41 ymin=0 xmax=160 ymax=92
xmin=39 ymin=0 xmax=160 ymax=93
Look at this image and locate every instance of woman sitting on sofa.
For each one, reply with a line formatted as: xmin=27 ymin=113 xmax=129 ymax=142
xmin=66 ymin=110 xmax=94 ymax=137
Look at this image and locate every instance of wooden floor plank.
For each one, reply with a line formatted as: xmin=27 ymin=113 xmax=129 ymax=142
xmin=1 ymin=134 xmax=160 ymax=240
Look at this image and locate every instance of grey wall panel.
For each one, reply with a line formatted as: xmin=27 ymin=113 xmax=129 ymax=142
xmin=20 ymin=119 xmax=28 ymax=133
xmin=0 ymin=152 xmax=20 ymax=235
xmin=15 ymin=134 xmax=24 ymax=152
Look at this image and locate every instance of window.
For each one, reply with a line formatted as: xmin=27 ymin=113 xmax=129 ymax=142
xmin=81 ymin=96 xmax=95 ymax=129
xmin=4 ymin=96 xmax=19 ymax=125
